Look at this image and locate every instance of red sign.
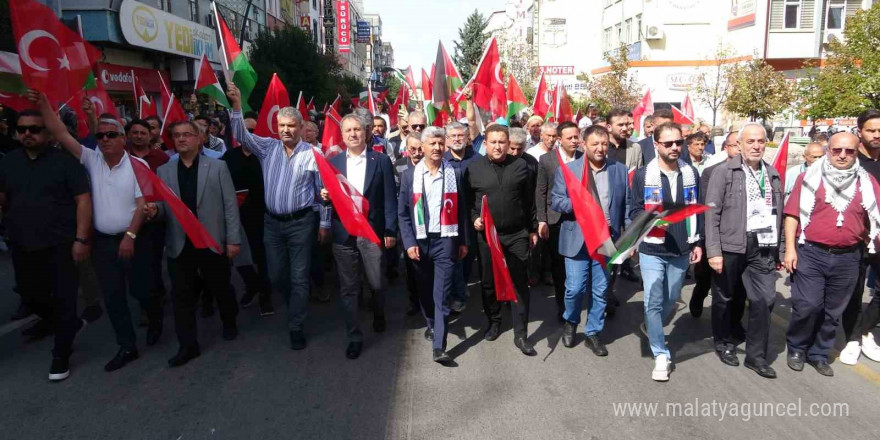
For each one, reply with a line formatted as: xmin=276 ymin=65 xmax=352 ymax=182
xmin=539 ymin=66 xmax=575 ymax=76
xmin=97 ymin=63 xmax=170 ymax=93
xmin=337 ymin=0 xmax=351 ymax=53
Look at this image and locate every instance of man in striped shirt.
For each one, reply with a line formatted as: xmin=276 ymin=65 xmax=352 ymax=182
xmin=227 ymin=83 xmax=330 ymax=351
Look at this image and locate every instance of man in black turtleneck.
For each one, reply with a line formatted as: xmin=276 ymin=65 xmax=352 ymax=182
xmin=463 ymin=125 xmax=538 ymax=357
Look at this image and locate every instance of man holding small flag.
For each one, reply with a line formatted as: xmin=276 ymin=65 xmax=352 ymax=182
xmin=705 ymin=123 xmax=784 ymax=379
xmin=551 ymin=124 xmax=629 ymax=356
xmin=629 ymin=122 xmax=704 ymax=381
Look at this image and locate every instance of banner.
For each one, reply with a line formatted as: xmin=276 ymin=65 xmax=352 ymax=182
xmin=337 ymin=0 xmax=351 ymax=53
xmin=356 ymin=20 xmax=370 ymax=43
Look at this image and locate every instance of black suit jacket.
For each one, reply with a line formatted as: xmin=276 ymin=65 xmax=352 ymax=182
xmin=328 ymin=149 xmax=398 ymax=244
xmin=536 ymin=149 xmax=583 ymax=225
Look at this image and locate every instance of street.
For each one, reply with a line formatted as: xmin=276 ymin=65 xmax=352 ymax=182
xmin=0 ymin=251 xmax=878 ymax=440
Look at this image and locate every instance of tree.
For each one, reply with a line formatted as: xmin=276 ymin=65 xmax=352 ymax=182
xmin=586 ymin=44 xmax=642 ymax=111
xmin=691 ymin=43 xmax=736 ymax=126
xmin=799 ymin=3 xmax=880 ymax=118
xmin=495 ymin=28 xmax=538 ymax=104
xmin=724 ymin=58 xmax=794 ymax=121
xmin=248 ymin=26 xmax=360 ymax=110
xmin=453 ymin=10 xmax=488 ymax=81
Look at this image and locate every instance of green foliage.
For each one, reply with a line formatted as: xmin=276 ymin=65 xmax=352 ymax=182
xmin=691 ymin=43 xmax=736 ymax=125
xmin=799 ymin=4 xmax=880 ymax=118
xmin=724 ymin=58 xmax=794 ymax=121
xmin=453 ymin=10 xmax=488 ymax=81
xmin=586 ymin=45 xmax=642 ymax=112
xmin=248 ymin=26 xmax=361 ymax=110
xmin=384 ymin=74 xmax=402 ymax=102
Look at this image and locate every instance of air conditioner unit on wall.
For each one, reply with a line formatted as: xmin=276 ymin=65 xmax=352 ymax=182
xmin=645 ymin=25 xmax=664 ymax=40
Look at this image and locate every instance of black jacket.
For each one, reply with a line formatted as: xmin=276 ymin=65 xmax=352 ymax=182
xmin=463 ymin=154 xmax=537 ymax=235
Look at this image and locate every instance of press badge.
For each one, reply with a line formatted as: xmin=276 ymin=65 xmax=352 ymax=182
xmin=748 ymin=206 xmax=777 ymax=245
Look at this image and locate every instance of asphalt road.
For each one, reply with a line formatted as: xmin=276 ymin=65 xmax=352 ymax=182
xmin=0 ymin=251 xmax=878 ymax=440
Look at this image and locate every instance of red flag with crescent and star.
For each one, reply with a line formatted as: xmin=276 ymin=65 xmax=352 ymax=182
xmin=10 ymin=0 xmax=102 ymax=104
xmin=255 ymin=74 xmax=289 ymax=139
xmin=471 ymin=37 xmax=507 ymax=121
xmin=482 ymin=195 xmax=517 ymax=302
xmin=311 ymin=148 xmax=380 ymax=244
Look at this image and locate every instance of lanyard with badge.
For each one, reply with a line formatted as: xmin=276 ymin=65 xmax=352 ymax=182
xmin=745 ymin=164 xmax=777 ymax=246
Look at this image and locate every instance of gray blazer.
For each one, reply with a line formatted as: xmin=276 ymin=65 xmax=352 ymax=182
xmin=536 ymin=149 xmax=583 ymax=225
xmin=704 ymin=155 xmax=784 ymax=261
xmin=155 ymin=155 xmax=241 ymax=258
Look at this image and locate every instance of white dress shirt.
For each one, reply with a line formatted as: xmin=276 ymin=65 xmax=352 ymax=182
xmin=346 ymin=147 xmax=368 ymax=194
xmin=80 ymin=148 xmax=143 ymax=234
xmin=422 ymin=166 xmax=445 ymax=233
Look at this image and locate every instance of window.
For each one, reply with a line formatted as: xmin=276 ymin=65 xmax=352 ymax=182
xmin=156 ymin=0 xmax=168 ymax=11
xmin=636 ymin=14 xmax=642 ymax=40
xmin=313 ymin=0 xmax=318 ymax=9
xmin=624 ymin=18 xmax=632 ymax=44
xmin=784 ymin=0 xmax=800 ymax=29
xmin=826 ymin=0 xmax=846 ymax=30
xmin=188 ymin=0 xmax=199 ymax=22
xmin=603 ymin=27 xmax=612 ymax=51
xmin=313 ymin=19 xmax=319 ymax=42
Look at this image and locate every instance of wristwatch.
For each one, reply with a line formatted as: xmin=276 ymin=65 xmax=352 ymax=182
xmin=125 ymin=231 xmax=137 ymax=240
xmin=75 ymin=237 xmax=89 ymax=245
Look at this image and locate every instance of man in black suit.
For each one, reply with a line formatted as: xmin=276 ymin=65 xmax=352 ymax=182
xmin=535 ymin=121 xmax=583 ymax=321
xmin=321 ymin=114 xmax=398 ymax=360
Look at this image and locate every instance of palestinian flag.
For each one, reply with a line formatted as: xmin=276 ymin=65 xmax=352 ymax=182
xmin=212 ymin=2 xmax=257 ymax=111
xmin=0 ymin=51 xmax=31 ymax=111
xmin=608 ymin=204 xmax=710 ymax=265
xmin=194 ymin=53 xmax=230 ymax=108
xmin=421 ymin=68 xmax=437 ymax=125
xmin=431 ymin=42 xmax=463 ymax=115
xmin=506 ymin=73 xmax=528 ymax=121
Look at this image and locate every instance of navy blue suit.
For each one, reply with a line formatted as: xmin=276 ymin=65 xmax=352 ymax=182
xmin=398 ymin=163 xmax=469 ymax=351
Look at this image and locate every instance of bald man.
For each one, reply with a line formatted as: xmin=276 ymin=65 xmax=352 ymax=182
xmin=784 ymin=142 xmax=825 ymax=198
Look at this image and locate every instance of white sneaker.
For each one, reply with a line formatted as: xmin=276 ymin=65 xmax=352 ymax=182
xmin=652 ymin=354 xmax=671 ymax=381
xmin=862 ymin=334 xmax=880 ymax=362
xmin=839 ymin=340 xmax=861 ymax=365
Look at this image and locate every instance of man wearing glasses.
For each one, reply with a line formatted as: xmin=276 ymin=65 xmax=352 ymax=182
xmin=705 ymin=123 xmax=784 ymax=379
xmin=629 ymin=122 xmax=703 ymax=381
xmin=443 ymin=121 xmax=476 ymax=313
xmin=0 ymin=104 xmax=91 ymax=381
xmin=783 ymin=132 xmax=880 ymax=377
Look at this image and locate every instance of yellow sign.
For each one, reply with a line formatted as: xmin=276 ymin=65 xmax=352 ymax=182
xmin=119 ymin=0 xmax=219 ymax=63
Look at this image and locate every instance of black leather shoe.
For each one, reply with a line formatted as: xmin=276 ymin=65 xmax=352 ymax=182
xmin=806 ymin=359 xmax=834 ymax=376
xmin=689 ymin=296 xmax=703 ymax=318
xmin=222 ymin=326 xmax=238 ymax=341
xmin=290 ymin=331 xmax=307 ymax=350
xmin=787 ymin=350 xmax=805 ymax=371
xmin=604 ymin=303 xmax=617 ymax=318
xmin=717 ymin=349 xmax=739 ymax=366
xmin=514 ymin=337 xmax=537 ymax=356
xmin=584 ymin=335 xmax=608 ymax=356
xmin=433 ymin=349 xmax=453 ymax=365
xmin=744 ymin=359 xmax=777 ymax=379
xmin=167 ymin=346 xmax=200 ymax=367
xmin=104 ymin=348 xmax=139 ymax=372
xmin=346 ymin=341 xmax=362 ymax=360
xmin=424 ymin=327 xmax=434 ymax=341
xmin=561 ymin=321 xmax=576 ymax=348
xmin=373 ymin=315 xmax=386 ymax=333
xmin=484 ymin=322 xmax=501 ymax=341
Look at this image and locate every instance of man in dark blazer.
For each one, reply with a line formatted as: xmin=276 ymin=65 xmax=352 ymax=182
xmin=536 ymin=121 xmax=583 ymax=321
xmin=398 ymin=127 xmax=469 ymax=364
xmin=323 ymin=114 xmax=398 ymax=360
xmin=551 ymin=125 xmax=629 ymax=356
xmin=145 ymin=120 xmax=241 ymax=368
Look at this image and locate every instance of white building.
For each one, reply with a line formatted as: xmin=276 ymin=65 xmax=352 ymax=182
xmin=535 ymin=0 xmax=602 ymax=98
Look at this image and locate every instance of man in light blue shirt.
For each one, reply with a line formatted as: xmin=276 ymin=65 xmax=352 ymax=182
xmin=784 ymin=142 xmax=825 ymax=198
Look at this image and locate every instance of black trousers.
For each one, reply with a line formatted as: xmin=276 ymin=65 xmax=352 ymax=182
xmin=141 ymin=222 xmax=166 ymax=296
xmin=711 ymin=235 xmax=777 ymax=362
xmin=842 ymin=254 xmax=880 ymax=341
xmin=405 ymin=253 xmax=419 ymax=308
xmin=692 ymin=245 xmax=713 ymax=305
xmin=477 ymin=229 xmax=531 ymax=338
xmin=167 ymin=243 xmax=237 ymax=348
xmin=237 ymin=216 xmax=271 ymax=298
xmin=548 ymin=223 xmax=566 ymax=318
xmin=92 ymin=232 xmax=158 ymax=350
xmin=10 ymin=242 xmax=80 ymax=358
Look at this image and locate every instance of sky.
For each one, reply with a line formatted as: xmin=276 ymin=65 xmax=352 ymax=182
xmin=365 ymin=0 xmax=508 ymax=75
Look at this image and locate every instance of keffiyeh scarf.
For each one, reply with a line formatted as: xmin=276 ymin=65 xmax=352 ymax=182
xmin=412 ymin=160 xmax=459 ymax=240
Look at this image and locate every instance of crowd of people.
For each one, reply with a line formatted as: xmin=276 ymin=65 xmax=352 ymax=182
xmin=2 ymin=83 xmax=880 ymax=384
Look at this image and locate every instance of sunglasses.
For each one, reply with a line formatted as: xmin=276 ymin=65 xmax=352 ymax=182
xmin=831 ymin=147 xmax=857 ymax=157
xmin=410 ymin=124 xmax=426 ymax=130
xmin=657 ymin=139 xmax=684 ymax=148
xmin=15 ymin=125 xmax=45 ymax=135
xmin=95 ymin=131 xmax=122 ymax=140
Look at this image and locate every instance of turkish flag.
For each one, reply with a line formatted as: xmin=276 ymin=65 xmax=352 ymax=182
xmin=472 ymin=37 xmax=507 ymax=121
xmin=87 ymin=82 xmax=119 ymax=118
xmin=10 ymin=0 xmax=102 ymax=103
xmin=554 ymin=81 xmax=574 ymax=124
xmin=0 ymin=92 xmax=32 ymax=112
xmin=72 ymin=83 xmax=120 ymax=139
xmin=532 ymin=72 xmax=552 ymax=118
xmin=321 ymin=107 xmax=344 ymax=159
xmin=671 ymin=105 xmax=695 ymax=125
xmin=772 ymin=132 xmax=790 ymax=191
xmin=311 ymin=148 xmax=380 ymax=245
xmin=130 ymin=157 xmax=221 ymax=253
xmin=330 ymin=94 xmax=341 ymax=114
xmin=295 ymin=91 xmax=309 ymax=120
xmin=559 ymin=149 xmax=615 ymax=267
xmin=157 ymin=70 xmax=172 ymax=115
xmin=682 ymin=92 xmax=695 ymax=121
xmin=481 ymin=195 xmax=517 ymax=302
xmin=132 ymin=71 xmax=157 ymax=118
xmin=255 ymin=74 xmax=290 ymax=139
xmin=160 ymin=94 xmax=188 ymax=150
xmin=440 ymin=192 xmax=458 ymax=227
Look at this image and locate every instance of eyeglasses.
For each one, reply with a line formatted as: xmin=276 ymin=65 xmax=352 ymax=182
xmin=15 ymin=125 xmax=45 ymax=135
xmin=172 ymin=132 xmax=198 ymax=139
xmin=831 ymin=147 xmax=857 ymax=157
xmin=95 ymin=131 xmax=122 ymax=140
xmin=410 ymin=124 xmax=426 ymax=130
xmin=656 ymin=139 xmax=684 ymax=149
